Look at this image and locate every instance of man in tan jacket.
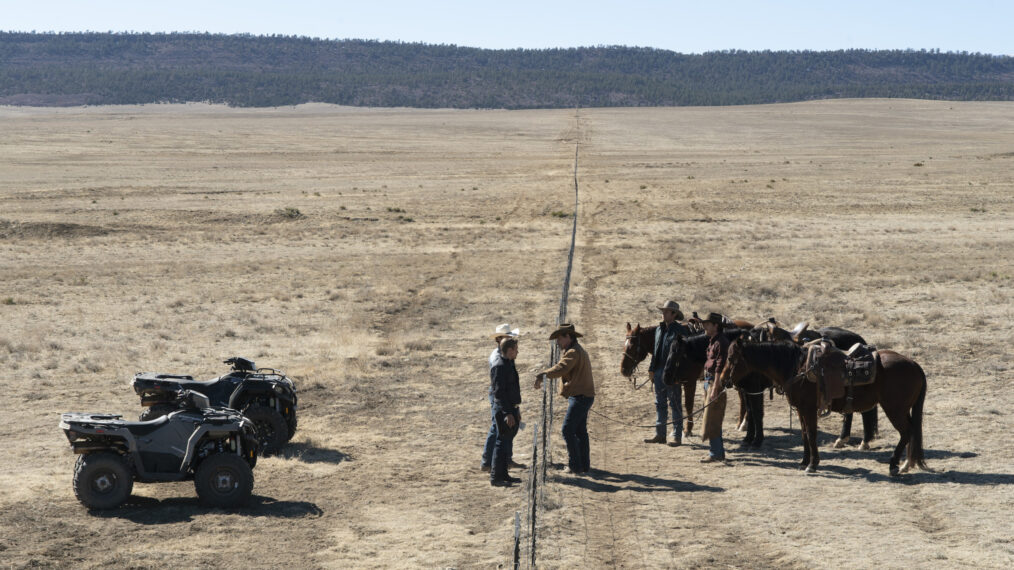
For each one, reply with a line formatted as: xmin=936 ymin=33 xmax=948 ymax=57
xmin=535 ymin=323 xmax=595 ymax=474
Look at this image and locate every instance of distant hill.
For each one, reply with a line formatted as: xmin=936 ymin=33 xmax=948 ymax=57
xmin=2 ymin=32 xmax=1013 ymax=108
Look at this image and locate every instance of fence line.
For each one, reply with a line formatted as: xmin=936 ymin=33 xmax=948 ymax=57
xmin=516 ymin=113 xmax=580 ymax=568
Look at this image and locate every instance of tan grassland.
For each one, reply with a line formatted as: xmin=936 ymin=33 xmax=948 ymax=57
xmin=1 ymin=100 xmax=1012 ymax=569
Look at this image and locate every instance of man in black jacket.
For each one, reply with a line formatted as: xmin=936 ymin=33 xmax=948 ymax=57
xmin=490 ymin=337 xmax=522 ymax=487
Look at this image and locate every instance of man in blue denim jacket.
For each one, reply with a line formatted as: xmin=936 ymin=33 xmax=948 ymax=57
xmin=644 ymin=301 xmax=690 ymax=446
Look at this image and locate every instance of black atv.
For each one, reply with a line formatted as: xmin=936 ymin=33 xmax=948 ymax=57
xmin=132 ymin=357 xmax=297 ymax=455
xmin=60 ymin=390 xmax=260 ymax=510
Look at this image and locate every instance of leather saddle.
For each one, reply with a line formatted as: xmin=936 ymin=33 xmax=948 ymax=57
xmin=802 ymin=339 xmax=879 ymax=413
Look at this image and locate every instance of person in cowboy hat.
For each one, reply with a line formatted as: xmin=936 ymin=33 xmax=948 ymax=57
xmin=700 ymin=312 xmax=730 ymax=463
xmin=645 ymin=300 xmax=690 ymax=446
xmin=481 ymin=324 xmax=525 ymax=473
xmin=535 ymin=323 xmax=596 ymax=475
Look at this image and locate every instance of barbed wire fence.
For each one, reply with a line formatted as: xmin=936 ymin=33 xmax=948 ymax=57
xmin=514 ymin=114 xmax=580 ymax=569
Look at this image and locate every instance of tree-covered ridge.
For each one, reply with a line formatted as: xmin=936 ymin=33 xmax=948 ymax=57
xmin=2 ymin=32 xmax=1012 ymax=108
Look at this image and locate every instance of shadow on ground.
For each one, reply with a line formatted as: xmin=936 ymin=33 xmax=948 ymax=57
xmin=94 ymin=495 xmax=324 ymax=524
xmin=554 ymin=468 xmax=723 ymax=494
xmin=273 ymin=441 xmax=348 ymax=464
xmin=727 ymin=427 xmax=998 ymax=485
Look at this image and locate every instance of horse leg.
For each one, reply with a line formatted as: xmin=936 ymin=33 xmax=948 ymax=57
xmin=860 ymin=407 xmax=879 ymax=450
xmin=900 ymin=374 xmax=931 ymax=473
xmin=741 ymin=392 xmax=755 ymax=446
xmin=834 ymin=412 xmax=853 ymax=449
xmin=750 ymin=392 xmax=764 ymax=447
xmin=882 ymin=404 xmax=912 ymax=477
xmin=805 ymin=407 xmax=820 ymax=473
xmin=737 ymin=390 xmax=748 ymax=431
xmin=797 ymin=408 xmax=811 ymax=469
xmin=683 ymin=381 xmax=696 ymax=437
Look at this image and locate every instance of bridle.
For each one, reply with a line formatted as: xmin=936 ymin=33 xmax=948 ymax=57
xmin=622 ymin=334 xmax=652 ymax=389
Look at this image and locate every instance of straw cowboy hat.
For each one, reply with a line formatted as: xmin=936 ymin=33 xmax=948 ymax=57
xmin=548 ymin=323 xmax=583 ymax=340
xmin=490 ymin=323 xmax=520 ymax=340
xmin=656 ymin=300 xmax=685 ymax=320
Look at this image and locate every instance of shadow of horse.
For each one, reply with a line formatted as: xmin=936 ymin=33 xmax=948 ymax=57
xmin=94 ymin=495 xmax=324 ymax=524
xmin=554 ymin=468 xmax=724 ymax=494
xmin=274 ymin=441 xmax=347 ymax=464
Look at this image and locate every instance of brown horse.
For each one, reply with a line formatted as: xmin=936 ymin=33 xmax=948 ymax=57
xmin=722 ymin=337 xmax=928 ymax=476
xmin=749 ymin=320 xmax=880 ymax=448
xmin=621 ymin=322 xmax=699 ymax=436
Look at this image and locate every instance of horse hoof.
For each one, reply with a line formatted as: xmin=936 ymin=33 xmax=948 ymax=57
xmin=832 ymin=438 xmax=847 ymax=449
xmin=899 ymin=460 xmax=912 ymax=474
xmin=805 ymin=466 xmax=816 ymax=474
xmin=889 ymin=466 xmax=900 ymax=477
xmin=859 ymin=441 xmax=870 ymax=451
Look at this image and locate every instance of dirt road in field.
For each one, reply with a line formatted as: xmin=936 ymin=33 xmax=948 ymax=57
xmin=1 ymin=101 xmax=1012 ymax=568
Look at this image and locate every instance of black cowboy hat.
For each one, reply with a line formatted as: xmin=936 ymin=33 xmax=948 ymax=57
xmin=702 ymin=312 xmax=724 ymax=325
xmin=548 ymin=323 xmax=583 ymax=339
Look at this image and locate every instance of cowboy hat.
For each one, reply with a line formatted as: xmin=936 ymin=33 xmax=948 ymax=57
xmin=548 ymin=323 xmax=583 ymax=339
xmin=656 ymin=300 xmax=685 ymax=320
xmin=490 ymin=323 xmax=520 ymax=340
xmin=701 ymin=312 xmax=724 ymax=325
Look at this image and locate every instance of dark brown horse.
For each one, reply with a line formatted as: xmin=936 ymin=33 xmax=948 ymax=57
xmin=722 ymin=338 xmax=929 ymax=476
xmin=749 ymin=320 xmax=879 ymax=448
xmin=661 ymin=328 xmax=764 ymax=445
xmin=621 ymin=322 xmax=699 ymax=436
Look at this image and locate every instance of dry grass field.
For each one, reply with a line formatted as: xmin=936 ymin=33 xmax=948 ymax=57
xmin=1 ymin=100 xmax=1012 ymax=569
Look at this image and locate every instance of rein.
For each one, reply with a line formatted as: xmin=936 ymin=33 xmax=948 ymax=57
xmin=589 ymin=384 xmax=729 ymax=429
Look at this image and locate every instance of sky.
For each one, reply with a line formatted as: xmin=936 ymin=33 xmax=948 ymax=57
xmin=3 ymin=0 xmax=1012 ymax=56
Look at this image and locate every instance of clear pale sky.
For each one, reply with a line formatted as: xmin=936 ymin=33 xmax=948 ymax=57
xmin=3 ymin=0 xmax=1012 ymax=56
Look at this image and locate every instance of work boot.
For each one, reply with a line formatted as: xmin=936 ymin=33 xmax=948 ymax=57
xmin=490 ymin=479 xmax=513 ymax=487
xmin=643 ymin=434 xmax=666 ymax=444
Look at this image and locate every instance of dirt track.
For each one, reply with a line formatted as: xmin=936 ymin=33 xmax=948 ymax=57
xmin=1 ymin=101 xmax=1012 ymax=568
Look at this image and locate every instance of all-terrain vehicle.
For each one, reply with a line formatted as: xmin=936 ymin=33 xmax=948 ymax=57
xmin=132 ymin=357 xmax=297 ymax=455
xmin=60 ymin=390 xmax=260 ymax=510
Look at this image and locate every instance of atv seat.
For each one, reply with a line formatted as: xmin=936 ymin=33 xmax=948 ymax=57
xmin=125 ymin=414 xmax=174 ymax=437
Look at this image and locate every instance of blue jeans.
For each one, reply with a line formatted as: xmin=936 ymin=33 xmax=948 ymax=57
xmin=562 ymin=395 xmax=594 ymax=472
xmin=703 ymin=379 xmax=725 ymax=459
xmin=481 ymin=393 xmax=496 ymax=467
xmin=653 ymin=367 xmax=683 ymax=440
xmin=491 ymin=406 xmax=518 ymax=481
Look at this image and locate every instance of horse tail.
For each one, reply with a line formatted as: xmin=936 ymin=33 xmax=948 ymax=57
xmin=908 ymin=363 xmax=929 ymax=471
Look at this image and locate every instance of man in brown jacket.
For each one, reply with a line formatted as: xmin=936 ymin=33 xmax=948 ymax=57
xmin=535 ymin=323 xmax=595 ymax=474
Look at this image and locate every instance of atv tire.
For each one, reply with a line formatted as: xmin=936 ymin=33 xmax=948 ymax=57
xmin=73 ymin=452 xmax=133 ymax=510
xmin=285 ymin=413 xmax=297 ymax=442
xmin=138 ymin=404 xmax=176 ymax=422
xmin=244 ymin=405 xmax=288 ymax=455
xmin=194 ymin=453 xmax=254 ymax=508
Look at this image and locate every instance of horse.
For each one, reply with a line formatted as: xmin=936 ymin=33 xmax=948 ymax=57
xmin=660 ymin=328 xmax=768 ymax=447
xmin=722 ymin=337 xmax=929 ymax=476
xmin=621 ymin=322 xmax=697 ymax=436
xmin=750 ymin=320 xmax=880 ymax=448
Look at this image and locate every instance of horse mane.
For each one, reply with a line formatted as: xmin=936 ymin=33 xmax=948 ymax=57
xmin=678 ymin=328 xmax=746 ymax=361
xmin=740 ymin=341 xmax=803 ymax=380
